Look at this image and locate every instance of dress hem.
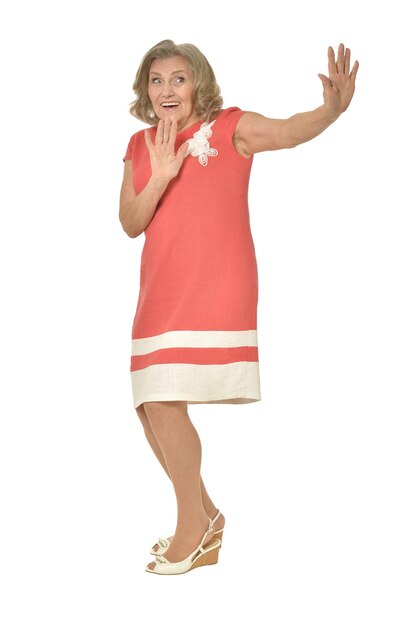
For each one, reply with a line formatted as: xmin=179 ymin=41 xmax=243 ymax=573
xmin=133 ymin=394 xmax=261 ymax=410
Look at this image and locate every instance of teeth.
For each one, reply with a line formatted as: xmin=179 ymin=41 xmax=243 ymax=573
xmin=161 ymin=102 xmax=180 ymax=106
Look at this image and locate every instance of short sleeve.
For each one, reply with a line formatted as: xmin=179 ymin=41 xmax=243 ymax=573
xmin=222 ymin=107 xmax=252 ymax=161
xmin=223 ymin=107 xmax=248 ymax=135
xmin=123 ymin=134 xmax=134 ymax=162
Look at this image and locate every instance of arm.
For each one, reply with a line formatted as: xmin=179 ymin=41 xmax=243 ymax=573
xmin=283 ymin=104 xmax=340 ymax=147
xmin=233 ymin=106 xmax=339 ymax=155
xmin=234 ymin=43 xmax=359 ymax=156
xmin=119 ymin=119 xmax=190 ymax=238
xmin=119 ymin=162 xmax=170 ymax=238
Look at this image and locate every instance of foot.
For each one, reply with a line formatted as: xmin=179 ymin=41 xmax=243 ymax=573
xmin=151 ymin=510 xmax=225 ymax=553
xmin=147 ymin=517 xmax=216 ymax=571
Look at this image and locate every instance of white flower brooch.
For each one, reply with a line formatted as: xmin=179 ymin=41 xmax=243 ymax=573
xmin=186 ymin=120 xmax=218 ymax=166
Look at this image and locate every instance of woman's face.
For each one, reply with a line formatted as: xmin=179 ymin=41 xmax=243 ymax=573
xmin=148 ymin=56 xmax=197 ymax=130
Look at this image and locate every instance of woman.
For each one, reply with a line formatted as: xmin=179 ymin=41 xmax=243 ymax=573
xmin=119 ymin=39 xmax=359 ymax=575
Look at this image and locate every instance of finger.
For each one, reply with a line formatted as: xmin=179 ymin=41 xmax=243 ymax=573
xmin=155 ymin=119 xmax=163 ymax=144
xmin=336 ymin=42 xmax=345 ymax=73
xmin=318 ymin=73 xmax=330 ymax=89
xmin=168 ymin=116 xmax=178 ymax=144
xmin=345 ymin=47 xmax=351 ymax=75
xmin=337 ymin=43 xmax=345 ymax=74
xmin=145 ymin=129 xmax=156 ymax=153
xmin=163 ymin=118 xmax=170 ymax=144
xmin=177 ymin=141 xmax=190 ymax=159
xmin=144 ymin=129 xmax=153 ymax=150
xmin=328 ymin=46 xmax=337 ymax=77
xmin=349 ymin=60 xmax=359 ymax=81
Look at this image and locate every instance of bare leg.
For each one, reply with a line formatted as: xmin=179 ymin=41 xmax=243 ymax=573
xmin=136 ymin=403 xmax=225 ymax=533
xmin=140 ymin=401 xmax=217 ymax=570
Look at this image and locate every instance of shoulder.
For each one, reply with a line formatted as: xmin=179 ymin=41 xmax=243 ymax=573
xmin=124 ymin=127 xmax=149 ymax=154
xmin=215 ymin=107 xmax=256 ymax=159
xmin=213 ymin=106 xmax=247 ymax=124
xmin=129 ymin=128 xmax=147 ymax=142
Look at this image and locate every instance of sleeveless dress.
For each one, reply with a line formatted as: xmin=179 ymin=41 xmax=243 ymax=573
xmin=122 ymin=106 xmax=261 ymax=409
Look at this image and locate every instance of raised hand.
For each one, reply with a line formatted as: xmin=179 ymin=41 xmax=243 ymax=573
xmin=144 ymin=117 xmax=190 ymax=182
xmin=318 ymin=43 xmax=359 ymax=118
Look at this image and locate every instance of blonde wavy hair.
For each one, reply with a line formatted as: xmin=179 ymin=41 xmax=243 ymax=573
xmin=127 ymin=39 xmax=224 ymax=126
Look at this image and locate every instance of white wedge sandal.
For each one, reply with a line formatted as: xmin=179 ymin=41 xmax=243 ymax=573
xmin=145 ymin=517 xmax=221 ymax=575
xmin=150 ymin=508 xmax=225 ymax=556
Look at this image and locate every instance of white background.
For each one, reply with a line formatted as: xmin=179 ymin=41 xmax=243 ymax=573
xmin=1 ymin=0 xmax=416 ymax=624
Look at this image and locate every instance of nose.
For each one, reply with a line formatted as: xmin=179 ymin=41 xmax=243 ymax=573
xmin=160 ymin=80 xmax=176 ymax=99
xmin=161 ymin=88 xmax=175 ymax=99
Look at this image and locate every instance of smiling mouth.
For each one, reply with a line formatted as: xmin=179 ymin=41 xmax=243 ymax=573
xmin=161 ymin=102 xmax=180 ymax=110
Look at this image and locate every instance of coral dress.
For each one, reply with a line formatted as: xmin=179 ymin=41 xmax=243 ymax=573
xmin=123 ymin=106 xmax=261 ymax=409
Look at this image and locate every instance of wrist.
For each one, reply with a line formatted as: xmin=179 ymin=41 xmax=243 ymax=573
xmin=150 ymin=174 xmax=171 ymax=187
xmin=321 ymin=104 xmax=342 ymax=122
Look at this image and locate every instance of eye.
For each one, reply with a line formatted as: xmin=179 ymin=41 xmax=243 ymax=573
xmin=150 ymin=76 xmax=185 ymax=84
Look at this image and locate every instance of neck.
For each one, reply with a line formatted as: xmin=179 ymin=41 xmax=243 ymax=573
xmin=177 ymin=113 xmax=200 ymax=132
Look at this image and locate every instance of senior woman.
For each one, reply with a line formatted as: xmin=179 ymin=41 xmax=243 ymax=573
xmin=119 ymin=39 xmax=359 ymax=575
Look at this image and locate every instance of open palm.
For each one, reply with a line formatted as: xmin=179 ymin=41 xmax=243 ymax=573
xmin=318 ymin=43 xmax=359 ymax=117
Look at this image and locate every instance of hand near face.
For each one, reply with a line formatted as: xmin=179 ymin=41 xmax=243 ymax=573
xmin=318 ymin=43 xmax=360 ymax=118
xmin=144 ymin=118 xmax=190 ymax=182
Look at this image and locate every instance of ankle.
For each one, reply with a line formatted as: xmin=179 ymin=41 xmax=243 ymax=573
xmin=177 ymin=510 xmax=210 ymax=529
xmin=204 ymin=503 xmax=219 ymax=520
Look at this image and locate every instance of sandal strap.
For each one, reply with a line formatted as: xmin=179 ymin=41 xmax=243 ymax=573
xmin=199 ymin=517 xmax=214 ymax=548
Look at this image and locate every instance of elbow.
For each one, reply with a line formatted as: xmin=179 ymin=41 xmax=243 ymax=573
xmin=126 ymin=227 xmax=143 ymax=239
xmin=283 ymin=136 xmax=298 ymax=150
xmin=119 ymin=217 xmax=142 ymax=239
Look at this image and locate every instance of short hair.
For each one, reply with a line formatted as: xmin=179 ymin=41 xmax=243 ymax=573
xmin=127 ymin=39 xmax=223 ymax=126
